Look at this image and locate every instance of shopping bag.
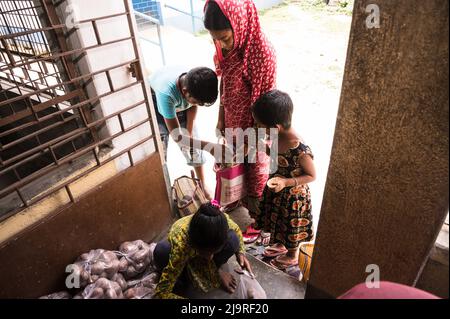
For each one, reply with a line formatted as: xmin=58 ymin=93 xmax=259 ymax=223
xmin=172 ymin=171 xmax=209 ymax=217
xmin=214 ymin=163 xmax=246 ymax=207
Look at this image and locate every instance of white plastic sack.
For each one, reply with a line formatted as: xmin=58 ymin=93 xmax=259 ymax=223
xmin=236 ymin=270 xmax=267 ymax=299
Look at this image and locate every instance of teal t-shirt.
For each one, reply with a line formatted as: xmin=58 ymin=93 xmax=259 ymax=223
xmin=148 ymin=65 xmax=191 ymax=119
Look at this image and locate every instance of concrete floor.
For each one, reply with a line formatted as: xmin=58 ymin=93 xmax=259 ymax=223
xmin=179 ymin=254 xmax=306 ymax=299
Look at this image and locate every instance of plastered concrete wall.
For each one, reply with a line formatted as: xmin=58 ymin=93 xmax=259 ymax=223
xmin=307 ymin=0 xmax=449 ymax=298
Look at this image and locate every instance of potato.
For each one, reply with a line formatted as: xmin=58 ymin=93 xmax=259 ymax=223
xmin=134 ymin=250 xmax=148 ymax=263
xmin=81 ymin=270 xmax=90 ymax=282
xmin=119 ymin=242 xmax=136 ymax=254
xmin=105 ymin=259 xmax=120 ymax=276
xmin=135 ymin=262 xmax=146 ymax=271
xmin=111 ymin=273 xmax=127 ymax=291
xmin=95 ymin=278 xmax=110 ymax=290
xmin=90 ymin=287 xmax=105 ymax=299
xmin=39 ymin=291 xmax=72 ymax=299
xmin=80 ymin=253 xmax=90 ymax=261
xmin=90 ymin=263 xmax=104 ymax=275
xmin=102 ymin=251 xmax=117 ymax=262
xmin=140 ymin=272 xmax=160 ymax=289
xmin=119 ymin=258 xmax=128 ymax=272
xmin=105 ymin=288 xmax=117 ymax=299
xmin=80 ymin=278 xmax=123 ymax=299
xmin=114 ymin=284 xmax=122 ymax=296
xmin=124 ymin=289 xmax=133 ymax=299
xmin=124 ymin=286 xmax=154 ymax=299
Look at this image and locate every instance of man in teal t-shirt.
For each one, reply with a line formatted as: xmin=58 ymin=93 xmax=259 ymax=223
xmin=149 ymin=65 xmax=218 ymax=198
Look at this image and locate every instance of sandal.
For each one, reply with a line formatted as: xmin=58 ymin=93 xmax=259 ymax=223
xmin=243 ymin=224 xmax=261 ymax=236
xmin=263 ymin=244 xmax=288 ymax=258
xmin=243 ymin=233 xmax=259 ymax=244
xmin=269 ymin=256 xmax=298 ymax=270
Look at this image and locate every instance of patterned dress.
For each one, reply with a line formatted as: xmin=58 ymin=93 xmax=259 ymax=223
xmin=255 ymin=142 xmax=314 ymax=249
xmin=154 ymin=214 xmax=245 ymax=299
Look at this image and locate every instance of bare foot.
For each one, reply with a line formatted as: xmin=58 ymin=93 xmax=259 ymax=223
xmin=219 ymin=270 xmax=237 ymax=294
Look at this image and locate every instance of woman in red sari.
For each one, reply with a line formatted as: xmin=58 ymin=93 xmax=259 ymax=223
xmin=204 ymin=0 xmax=277 ymax=239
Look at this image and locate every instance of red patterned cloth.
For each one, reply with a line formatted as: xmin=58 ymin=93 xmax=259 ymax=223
xmin=205 ymin=0 xmax=277 ymax=200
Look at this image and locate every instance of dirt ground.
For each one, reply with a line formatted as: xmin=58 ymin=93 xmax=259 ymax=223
xmin=140 ymin=0 xmax=353 ymax=233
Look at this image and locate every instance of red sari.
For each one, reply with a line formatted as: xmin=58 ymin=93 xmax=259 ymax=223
xmin=205 ymin=0 xmax=277 ymax=201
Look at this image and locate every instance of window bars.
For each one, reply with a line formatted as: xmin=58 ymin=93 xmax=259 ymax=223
xmin=0 ymin=0 xmax=159 ymax=221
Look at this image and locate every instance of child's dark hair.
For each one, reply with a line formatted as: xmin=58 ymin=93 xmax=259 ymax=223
xmin=204 ymin=1 xmax=232 ymax=31
xmin=186 ymin=67 xmax=218 ymax=105
xmin=188 ymin=203 xmax=228 ymax=251
xmin=251 ymin=90 xmax=294 ymax=129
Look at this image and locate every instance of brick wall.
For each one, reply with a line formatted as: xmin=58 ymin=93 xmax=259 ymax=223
xmin=132 ymin=0 xmax=163 ymax=25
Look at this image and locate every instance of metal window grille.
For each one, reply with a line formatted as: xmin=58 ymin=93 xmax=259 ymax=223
xmin=0 ymin=0 xmax=159 ymax=221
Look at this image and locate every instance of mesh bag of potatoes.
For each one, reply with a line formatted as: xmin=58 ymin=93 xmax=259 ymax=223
xmin=71 ymin=249 xmax=121 ymax=288
xmin=74 ymin=278 xmax=123 ymax=299
xmin=115 ymin=240 xmax=156 ymax=279
xmin=53 ymin=240 xmax=158 ymax=299
xmin=124 ymin=270 xmax=160 ymax=299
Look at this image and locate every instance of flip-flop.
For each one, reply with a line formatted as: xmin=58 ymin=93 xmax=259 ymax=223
xmin=263 ymin=243 xmax=286 ymax=251
xmin=269 ymin=256 xmax=298 ymax=270
xmin=263 ymin=246 xmax=288 ymax=258
xmin=243 ymin=233 xmax=259 ymax=244
xmin=244 ymin=225 xmax=261 ymax=236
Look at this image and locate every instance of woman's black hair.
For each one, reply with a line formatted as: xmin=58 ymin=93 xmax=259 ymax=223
xmin=186 ymin=67 xmax=218 ymax=105
xmin=204 ymin=1 xmax=232 ymax=31
xmin=251 ymin=90 xmax=294 ymax=129
xmin=188 ymin=203 xmax=228 ymax=251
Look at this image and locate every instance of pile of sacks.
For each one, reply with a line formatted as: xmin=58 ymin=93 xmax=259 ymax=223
xmin=40 ymin=240 xmax=160 ymax=299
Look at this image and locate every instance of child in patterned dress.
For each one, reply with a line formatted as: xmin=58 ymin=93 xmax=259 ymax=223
xmin=251 ymin=90 xmax=316 ymax=270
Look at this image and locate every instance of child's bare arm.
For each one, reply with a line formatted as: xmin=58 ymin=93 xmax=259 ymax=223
xmin=177 ymin=135 xmax=233 ymax=163
xmin=286 ymin=154 xmax=316 ymax=187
